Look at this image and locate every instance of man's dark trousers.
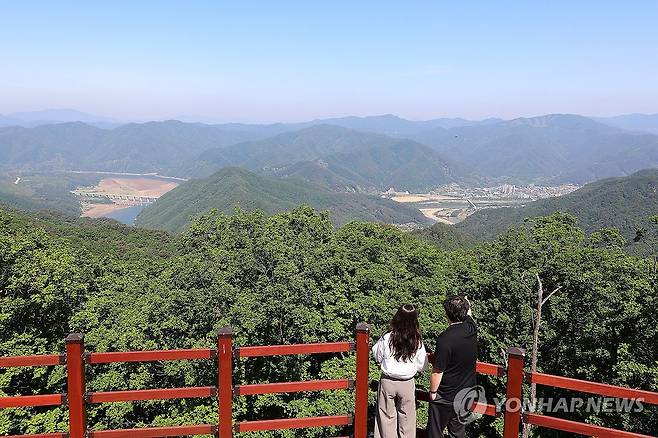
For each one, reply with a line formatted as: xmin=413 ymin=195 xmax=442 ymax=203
xmin=427 ymin=401 xmax=465 ymax=438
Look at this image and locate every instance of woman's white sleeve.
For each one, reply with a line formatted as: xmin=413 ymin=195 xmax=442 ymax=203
xmin=416 ymin=343 xmax=429 ymax=372
xmin=372 ymin=336 xmax=385 ymax=363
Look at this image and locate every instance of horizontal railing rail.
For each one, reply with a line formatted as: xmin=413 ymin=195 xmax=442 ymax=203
xmin=477 ymin=361 xmax=506 ymax=377
xmin=0 ymin=394 xmax=66 ymax=409
xmin=5 ymin=433 xmax=67 ymax=438
xmin=0 ymin=355 xmax=65 ymax=368
xmin=86 ymin=386 xmax=216 ymax=404
xmin=524 ymin=411 xmax=655 ymax=438
xmin=526 ymin=370 xmax=658 ymax=405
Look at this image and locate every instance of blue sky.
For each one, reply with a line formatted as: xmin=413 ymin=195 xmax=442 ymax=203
xmin=2 ymin=1 xmax=657 ymax=122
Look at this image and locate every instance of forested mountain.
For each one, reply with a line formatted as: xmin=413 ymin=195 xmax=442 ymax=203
xmin=2 ymin=205 xmax=656 ymax=436
xmin=190 ymin=125 xmax=464 ymax=190
xmin=269 ymin=159 xmax=370 ymax=192
xmin=0 ymin=121 xmax=276 ymax=174
xmin=0 ymin=123 xmax=106 ymax=170
xmin=412 ymin=114 xmax=658 ymax=184
xmin=135 ymin=167 xmax=431 ymax=232
xmin=192 ymin=125 xmax=396 ymax=172
xmin=0 ymin=173 xmax=100 ymax=216
xmin=316 ymin=140 xmax=467 ymax=191
xmin=270 ymin=142 xmax=468 ymax=192
xmin=457 ymin=169 xmax=658 ymax=254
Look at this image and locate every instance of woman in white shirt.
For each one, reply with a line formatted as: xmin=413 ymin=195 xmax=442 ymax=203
xmin=372 ymin=304 xmax=428 ymax=438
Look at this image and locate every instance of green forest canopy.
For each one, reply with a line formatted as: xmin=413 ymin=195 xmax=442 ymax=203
xmin=0 ymin=206 xmax=656 ymax=436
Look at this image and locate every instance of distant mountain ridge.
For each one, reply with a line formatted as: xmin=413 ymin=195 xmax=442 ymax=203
xmin=594 ymin=113 xmax=658 ymax=135
xmin=3 ymin=108 xmax=658 ymax=135
xmin=412 ymin=114 xmax=658 ymax=184
xmin=2 ymin=113 xmax=658 ymax=189
xmin=0 ymin=110 xmax=502 ymax=132
xmin=135 ymin=167 xmax=431 ymax=232
xmin=0 ymin=109 xmax=121 ymax=128
xmin=285 ymin=114 xmax=503 ymax=137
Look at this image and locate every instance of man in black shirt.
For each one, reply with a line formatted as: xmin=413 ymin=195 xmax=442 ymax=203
xmin=428 ymin=295 xmax=477 ymax=438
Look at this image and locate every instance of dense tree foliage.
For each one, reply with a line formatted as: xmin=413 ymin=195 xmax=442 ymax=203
xmin=411 ymin=221 xmax=475 ymax=250
xmin=0 ymin=206 xmax=656 ymax=436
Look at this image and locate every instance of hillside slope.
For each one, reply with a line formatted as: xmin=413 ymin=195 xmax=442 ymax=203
xmin=457 ymin=169 xmax=658 ymax=253
xmin=194 ymin=124 xmax=388 ymax=172
xmin=271 ymin=141 xmax=467 ymax=192
xmin=0 ymin=173 xmax=104 ymax=216
xmin=135 ymin=167 xmax=431 ymax=232
xmin=192 ymin=125 xmax=465 ymax=191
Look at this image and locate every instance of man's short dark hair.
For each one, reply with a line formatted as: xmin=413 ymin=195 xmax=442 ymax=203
xmin=443 ymin=295 xmax=469 ymax=322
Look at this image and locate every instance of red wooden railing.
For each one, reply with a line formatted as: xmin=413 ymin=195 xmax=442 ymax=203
xmin=0 ymin=324 xmax=369 ymax=438
xmin=1 ymin=328 xmax=657 ymax=437
xmin=509 ymin=348 xmax=657 ymax=438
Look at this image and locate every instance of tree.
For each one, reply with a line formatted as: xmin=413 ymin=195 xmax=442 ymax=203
xmin=522 ymin=273 xmax=561 ymax=438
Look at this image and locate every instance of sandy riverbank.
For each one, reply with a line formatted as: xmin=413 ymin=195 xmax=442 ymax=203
xmin=93 ymin=177 xmax=179 ymax=197
xmin=82 ymin=203 xmax=132 ymax=218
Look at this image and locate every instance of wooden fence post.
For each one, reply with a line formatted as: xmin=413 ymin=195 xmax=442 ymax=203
xmin=503 ymin=347 xmax=526 ymax=438
xmin=354 ymin=322 xmax=370 ymax=438
xmin=218 ymin=327 xmax=233 ymax=438
xmin=65 ymin=333 xmax=87 ymax=438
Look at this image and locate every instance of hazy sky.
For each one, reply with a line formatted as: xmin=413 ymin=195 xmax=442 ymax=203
xmin=2 ymin=1 xmax=658 ymax=122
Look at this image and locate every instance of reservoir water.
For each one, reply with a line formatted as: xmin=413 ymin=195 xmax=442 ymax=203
xmin=105 ymin=205 xmax=146 ymax=225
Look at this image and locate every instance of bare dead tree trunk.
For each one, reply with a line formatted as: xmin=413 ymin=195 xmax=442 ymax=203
xmin=522 ymin=273 xmax=562 ymax=438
